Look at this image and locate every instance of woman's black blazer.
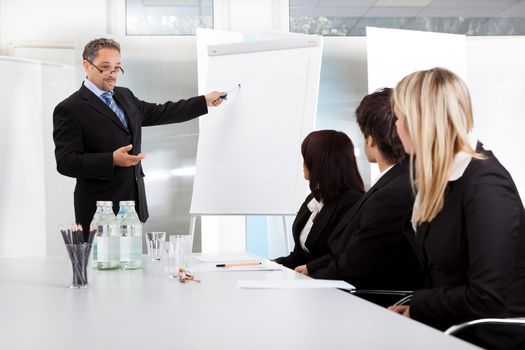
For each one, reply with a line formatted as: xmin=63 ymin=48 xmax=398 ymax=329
xmin=410 ymin=143 xmax=525 ymax=348
xmin=274 ymin=188 xmax=362 ymax=269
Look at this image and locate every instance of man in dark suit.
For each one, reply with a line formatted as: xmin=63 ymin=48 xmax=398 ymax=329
xmin=305 ymin=88 xmax=422 ymax=291
xmin=53 ymin=38 xmax=225 ymax=236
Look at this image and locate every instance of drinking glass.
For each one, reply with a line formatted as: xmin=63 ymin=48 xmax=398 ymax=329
xmin=166 ymin=235 xmax=192 ymax=278
xmin=145 ymin=231 xmax=166 ymax=261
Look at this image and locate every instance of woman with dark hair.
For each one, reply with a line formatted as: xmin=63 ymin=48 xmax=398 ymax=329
xmin=274 ymin=130 xmax=364 ymax=272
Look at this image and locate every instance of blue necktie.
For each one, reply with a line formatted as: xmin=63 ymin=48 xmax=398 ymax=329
xmin=101 ymin=91 xmax=128 ymax=129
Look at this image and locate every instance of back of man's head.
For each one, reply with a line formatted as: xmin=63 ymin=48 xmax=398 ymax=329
xmin=355 ymin=88 xmax=405 ymax=164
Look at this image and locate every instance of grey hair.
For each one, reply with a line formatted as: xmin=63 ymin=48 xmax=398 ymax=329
xmin=82 ymin=38 xmax=120 ymax=61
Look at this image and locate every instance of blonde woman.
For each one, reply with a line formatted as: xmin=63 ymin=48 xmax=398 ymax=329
xmin=390 ymin=67 xmax=525 ymax=349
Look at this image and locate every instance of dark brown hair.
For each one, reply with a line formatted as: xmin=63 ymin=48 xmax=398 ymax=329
xmin=82 ymin=38 xmax=121 ymax=61
xmin=356 ymin=88 xmax=405 ymax=164
xmin=301 ymin=130 xmax=364 ymax=203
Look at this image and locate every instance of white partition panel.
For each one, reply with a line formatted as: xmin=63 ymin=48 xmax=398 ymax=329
xmin=0 ymin=58 xmax=45 ymax=257
xmin=41 ymin=63 xmax=76 ymax=257
xmin=0 ymin=57 xmax=74 ymax=257
xmin=366 ymin=27 xmax=467 ymax=180
xmin=366 ymin=27 xmax=467 ymax=92
xmin=467 ymin=37 xmax=525 ymax=201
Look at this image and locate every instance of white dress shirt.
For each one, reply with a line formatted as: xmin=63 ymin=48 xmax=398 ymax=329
xmin=299 ymin=197 xmax=324 ymax=253
xmin=84 ymin=78 xmax=126 ymax=118
xmin=370 ymin=164 xmax=395 ymax=188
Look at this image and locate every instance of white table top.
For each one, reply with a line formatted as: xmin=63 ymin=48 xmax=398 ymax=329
xmin=0 ymin=255 xmax=479 ymax=350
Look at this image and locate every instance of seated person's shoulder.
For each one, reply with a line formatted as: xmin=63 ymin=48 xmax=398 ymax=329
xmin=339 ymin=188 xmax=363 ymax=204
xmin=464 ymin=149 xmax=514 ymax=187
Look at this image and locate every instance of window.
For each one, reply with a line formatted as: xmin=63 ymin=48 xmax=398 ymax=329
xmin=126 ymin=0 xmax=213 ymax=35
xmin=289 ymin=0 xmax=525 ymax=36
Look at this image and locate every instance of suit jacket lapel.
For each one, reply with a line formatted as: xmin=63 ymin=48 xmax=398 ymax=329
xmin=79 ymin=84 xmax=129 ymax=133
xmin=292 ymin=198 xmax=313 ymax=241
xmin=304 ymin=202 xmax=337 ymax=250
xmin=346 ymin=160 xmax=407 ymax=224
xmin=113 ymin=88 xmax=138 ymax=137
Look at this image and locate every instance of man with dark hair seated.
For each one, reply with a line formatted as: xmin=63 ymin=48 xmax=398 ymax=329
xmin=296 ymin=88 xmax=422 ymax=296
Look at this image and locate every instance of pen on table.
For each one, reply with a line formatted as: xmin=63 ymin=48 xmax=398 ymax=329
xmin=216 ymin=261 xmax=262 ymax=268
xmin=220 ymin=83 xmax=241 ymax=99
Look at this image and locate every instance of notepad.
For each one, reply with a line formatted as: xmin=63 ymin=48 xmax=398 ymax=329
xmin=238 ymin=279 xmax=355 ymax=290
xmin=217 ymin=265 xmax=282 ymax=272
xmin=193 ymin=255 xmax=261 ymax=263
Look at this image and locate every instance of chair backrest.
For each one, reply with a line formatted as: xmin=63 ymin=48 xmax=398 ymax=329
xmin=445 ymin=318 xmax=525 ymax=335
xmin=445 ymin=318 xmax=525 ymax=350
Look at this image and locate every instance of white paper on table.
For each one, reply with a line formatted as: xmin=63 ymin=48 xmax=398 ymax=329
xmin=238 ymin=279 xmax=355 ymax=290
xmin=193 ymin=255 xmax=261 ymax=263
xmin=217 ymin=265 xmax=282 ymax=272
xmin=188 ymin=263 xmax=282 ymax=273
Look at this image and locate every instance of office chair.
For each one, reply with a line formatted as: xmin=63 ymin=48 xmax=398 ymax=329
xmin=445 ymin=318 xmax=525 ymax=350
xmin=348 ymin=288 xmax=525 ymax=349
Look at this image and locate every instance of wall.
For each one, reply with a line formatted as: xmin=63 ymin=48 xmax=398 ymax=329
xmin=1 ymin=0 xmax=107 ymax=60
xmin=3 ymin=0 xmax=107 ymax=43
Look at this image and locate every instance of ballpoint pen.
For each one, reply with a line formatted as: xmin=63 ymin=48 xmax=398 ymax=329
xmin=220 ymin=84 xmax=241 ymax=99
xmin=216 ymin=261 xmax=262 ymax=268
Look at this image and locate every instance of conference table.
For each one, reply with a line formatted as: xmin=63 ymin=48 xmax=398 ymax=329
xmin=0 ymin=255 xmax=479 ymax=349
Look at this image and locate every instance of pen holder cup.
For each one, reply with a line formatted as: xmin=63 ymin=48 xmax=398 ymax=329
xmin=65 ymin=243 xmax=93 ymax=288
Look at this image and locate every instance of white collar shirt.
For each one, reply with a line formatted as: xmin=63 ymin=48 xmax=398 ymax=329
xmin=299 ymin=197 xmax=324 ymax=253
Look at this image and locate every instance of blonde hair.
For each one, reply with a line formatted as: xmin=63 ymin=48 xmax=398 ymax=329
xmin=393 ymin=67 xmax=484 ymax=225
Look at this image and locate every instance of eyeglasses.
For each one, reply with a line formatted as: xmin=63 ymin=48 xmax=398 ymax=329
xmin=86 ymin=59 xmax=125 ymax=76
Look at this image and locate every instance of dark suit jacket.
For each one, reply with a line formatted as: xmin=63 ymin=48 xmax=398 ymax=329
xmin=274 ymin=189 xmax=362 ymax=269
xmin=311 ymin=160 xmax=422 ymax=290
xmin=410 ymin=143 xmax=525 ymax=347
xmin=53 ymin=83 xmax=208 ymax=231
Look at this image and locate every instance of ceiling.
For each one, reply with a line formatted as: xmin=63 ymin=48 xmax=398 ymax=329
xmin=289 ymin=0 xmax=525 ymax=35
